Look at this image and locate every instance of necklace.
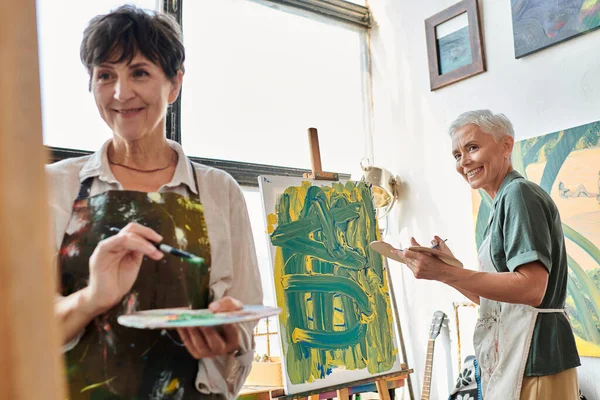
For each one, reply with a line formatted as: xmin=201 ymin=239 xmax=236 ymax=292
xmin=108 ymin=150 xmax=176 ymax=173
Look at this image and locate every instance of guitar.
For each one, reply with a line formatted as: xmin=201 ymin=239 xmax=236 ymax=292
xmin=421 ymin=310 xmax=447 ymax=400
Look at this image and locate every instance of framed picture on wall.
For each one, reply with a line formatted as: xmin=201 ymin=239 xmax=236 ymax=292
xmin=511 ymin=0 xmax=600 ymax=58
xmin=425 ymin=0 xmax=485 ymax=91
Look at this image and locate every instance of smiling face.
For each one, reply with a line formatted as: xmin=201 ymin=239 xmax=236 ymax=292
xmin=91 ymin=53 xmax=182 ymax=143
xmin=451 ymin=124 xmax=514 ymax=198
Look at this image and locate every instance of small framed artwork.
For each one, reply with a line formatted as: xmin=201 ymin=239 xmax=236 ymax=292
xmin=425 ymin=0 xmax=485 ymax=91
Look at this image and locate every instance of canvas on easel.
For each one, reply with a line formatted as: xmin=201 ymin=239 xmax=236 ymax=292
xmin=259 ymin=175 xmax=403 ymax=395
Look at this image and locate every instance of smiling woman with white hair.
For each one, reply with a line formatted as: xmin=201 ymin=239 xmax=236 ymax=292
xmin=400 ymin=110 xmax=580 ymax=399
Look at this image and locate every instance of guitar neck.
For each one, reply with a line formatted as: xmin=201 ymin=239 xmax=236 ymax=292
xmin=421 ymin=339 xmax=435 ymax=400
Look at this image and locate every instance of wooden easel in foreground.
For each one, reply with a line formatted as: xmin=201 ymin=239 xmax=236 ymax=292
xmin=0 ymin=1 xmax=66 ymax=399
xmin=268 ymin=128 xmax=413 ymax=400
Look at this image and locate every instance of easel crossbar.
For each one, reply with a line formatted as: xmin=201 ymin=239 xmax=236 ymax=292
xmin=270 ymin=369 xmax=413 ymax=400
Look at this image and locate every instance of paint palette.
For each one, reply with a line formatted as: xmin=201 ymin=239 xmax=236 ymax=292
xmin=117 ymin=305 xmax=281 ymax=329
xmin=370 ymin=241 xmax=463 ymax=268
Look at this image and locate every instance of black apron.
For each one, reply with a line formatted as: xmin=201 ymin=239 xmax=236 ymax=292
xmin=59 ymin=162 xmax=221 ymax=399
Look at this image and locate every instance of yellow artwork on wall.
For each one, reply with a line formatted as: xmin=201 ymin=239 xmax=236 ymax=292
xmin=471 ymin=120 xmax=600 ymax=357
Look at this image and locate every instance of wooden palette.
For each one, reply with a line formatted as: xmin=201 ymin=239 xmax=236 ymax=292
xmin=370 ymin=241 xmax=463 ymax=268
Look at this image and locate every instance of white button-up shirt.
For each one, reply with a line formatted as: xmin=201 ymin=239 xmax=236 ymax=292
xmin=47 ymin=139 xmax=263 ymax=399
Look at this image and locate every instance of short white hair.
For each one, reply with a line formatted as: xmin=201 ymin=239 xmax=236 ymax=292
xmin=448 ymin=110 xmax=515 ymax=141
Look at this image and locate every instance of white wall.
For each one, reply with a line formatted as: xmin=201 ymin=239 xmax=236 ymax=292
xmin=368 ymin=0 xmax=600 ymax=398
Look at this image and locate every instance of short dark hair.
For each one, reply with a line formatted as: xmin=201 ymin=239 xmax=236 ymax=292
xmin=80 ymin=5 xmax=185 ymax=85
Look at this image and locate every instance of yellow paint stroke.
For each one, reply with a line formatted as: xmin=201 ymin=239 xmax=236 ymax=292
xmin=267 ymin=213 xmax=277 ymax=234
xmin=176 ymin=197 xmax=204 ymax=213
xmin=78 ymin=344 xmax=89 ymax=363
xmin=140 ymin=340 xmax=158 ymax=358
xmin=274 ymin=249 xmax=287 ymax=328
xmin=80 ymin=376 xmax=116 ymax=393
xmin=582 ymin=0 xmax=598 ymax=11
xmin=163 ymin=378 xmax=180 ymax=395
xmin=575 ymin=334 xmax=600 ymax=357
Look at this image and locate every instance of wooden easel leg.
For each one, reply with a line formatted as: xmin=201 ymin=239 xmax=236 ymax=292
xmin=385 ymin=259 xmax=415 ymax=400
xmin=0 ymin=0 xmax=66 ymax=399
xmin=376 ymin=379 xmax=391 ymax=400
xmin=336 ymin=387 xmax=349 ymax=400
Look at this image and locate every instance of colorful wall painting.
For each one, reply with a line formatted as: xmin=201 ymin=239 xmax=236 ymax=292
xmin=512 ymin=0 xmax=600 ymax=58
xmin=259 ymin=176 xmax=401 ymax=395
xmin=471 ymin=120 xmax=600 ymax=357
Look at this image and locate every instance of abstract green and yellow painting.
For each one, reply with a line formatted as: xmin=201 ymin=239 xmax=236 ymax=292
xmin=471 ymin=120 xmax=600 ymax=357
xmin=259 ymin=176 xmax=401 ymax=394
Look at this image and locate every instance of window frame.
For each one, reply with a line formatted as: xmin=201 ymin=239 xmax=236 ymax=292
xmin=47 ymin=147 xmax=350 ymax=187
xmin=47 ymin=0 xmax=370 ymax=186
xmin=163 ymin=0 xmax=183 ymax=143
xmin=251 ymin=0 xmax=371 ymax=28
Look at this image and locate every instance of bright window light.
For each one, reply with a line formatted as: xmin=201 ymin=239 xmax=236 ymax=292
xmin=242 ymin=186 xmax=281 ymax=358
xmin=181 ymin=0 xmax=368 ymax=175
xmin=37 ymin=0 xmax=159 ymax=150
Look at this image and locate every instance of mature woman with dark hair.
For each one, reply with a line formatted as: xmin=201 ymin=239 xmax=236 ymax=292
xmin=49 ymin=6 xmax=262 ymax=399
xmin=400 ymin=110 xmax=580 ymax=399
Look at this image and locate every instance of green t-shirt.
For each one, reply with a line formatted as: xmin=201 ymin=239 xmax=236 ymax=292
xmin=484 ymin=170 xmax=580 ymax=376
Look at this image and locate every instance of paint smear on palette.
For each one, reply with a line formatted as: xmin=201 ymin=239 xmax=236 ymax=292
xmin=117 ymin=305 xmax=281 ymax=329
xmin=267 ymin=181 xmax=397 ymax=384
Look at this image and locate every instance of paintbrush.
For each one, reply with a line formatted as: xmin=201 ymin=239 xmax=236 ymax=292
xmin=431 ymin=238 xmax=448 ymax=250
xmin=109 ymin=227 xmax=205 ymax=265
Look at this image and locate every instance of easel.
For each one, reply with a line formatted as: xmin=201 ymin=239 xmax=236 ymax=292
xmin=0 ymin=0 xmax=66 ymax=399
xmin=302 ymin=127 xmax=339 ymax=181
xmin=267 ymin=128 xmax=413 ymax=400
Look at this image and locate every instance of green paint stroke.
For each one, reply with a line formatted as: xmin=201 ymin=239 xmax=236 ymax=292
xmin=185 ymin=256 xmax=205 ymax=266
xmin=282 ymin=274 xmax=372 ymax=317
xmin=271 ymin=202 xmax=367 ymax=270
xmin=292 ymin=323 xmax=368 ymax=349
xmin=567 ymin=275 xmax=600 ymax=344
xmin=567 ymin=255 xmax=600 ymax=345
xmin=272 ymin=181 xmax=397 ymax=384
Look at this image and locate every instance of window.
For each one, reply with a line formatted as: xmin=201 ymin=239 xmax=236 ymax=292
xmin=181 ymin=0 xmax=369 ymax=177
xmin=37 ymin=0 xmax=159 ymax=151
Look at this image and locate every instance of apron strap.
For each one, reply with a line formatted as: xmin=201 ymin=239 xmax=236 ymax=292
xmin=536 ymin=308 xmax=565 ymax=313
xmin=188 ymin=158 xmax=201 ymax=201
